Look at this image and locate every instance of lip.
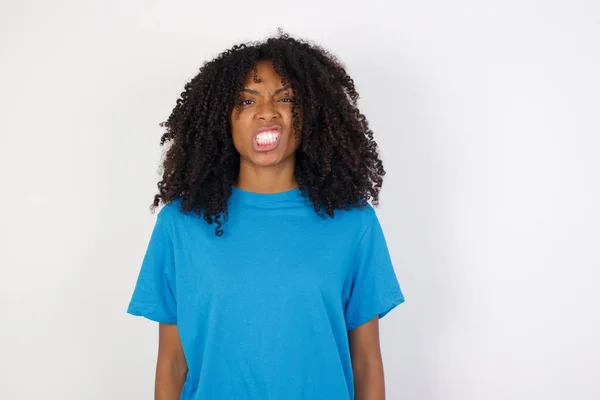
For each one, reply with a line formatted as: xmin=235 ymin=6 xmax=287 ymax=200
xmin=252 ymin=125 xmax=282 ymax=138
xmin=252 ymin=124 xmax=282 ymax=152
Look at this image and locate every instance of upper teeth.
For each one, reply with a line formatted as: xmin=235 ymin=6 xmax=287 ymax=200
xmin=256 ymin=131 xmax=278 ymax=144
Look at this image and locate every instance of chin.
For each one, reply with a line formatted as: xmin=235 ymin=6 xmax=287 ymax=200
xmin=250 ymin=154 xmax=283 ymax=167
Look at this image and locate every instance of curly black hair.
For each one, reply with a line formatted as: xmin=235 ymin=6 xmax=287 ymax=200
xmin=152 ymin=31 xmax=386 ymax=236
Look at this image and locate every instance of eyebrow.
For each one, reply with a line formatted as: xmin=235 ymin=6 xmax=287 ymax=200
xmin=242 ymin=87 xmax=291 ymax=96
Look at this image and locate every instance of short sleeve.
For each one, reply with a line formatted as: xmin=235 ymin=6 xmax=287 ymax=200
xmin=127 ymin=217 xmax=177 ymax=324
xmin=344 ymin=211 xmax=405 ymax=331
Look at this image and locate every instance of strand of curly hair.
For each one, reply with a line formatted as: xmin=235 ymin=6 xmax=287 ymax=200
xmin=152 ymin=31 xmax=386 ymax=236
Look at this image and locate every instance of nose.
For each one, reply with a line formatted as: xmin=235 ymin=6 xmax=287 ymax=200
xmin=256 ymin=100 xmax=278 ymax=121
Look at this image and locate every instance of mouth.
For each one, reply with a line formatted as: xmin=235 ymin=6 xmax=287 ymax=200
xmin=252 ymin=125 xmax=282 ymax=152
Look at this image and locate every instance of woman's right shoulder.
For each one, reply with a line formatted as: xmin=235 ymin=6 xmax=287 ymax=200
xmin=154 ymin=197 xmax=214 ymax=239
xmin=156 ymin=196 xmax=207 ymax=222
xmin=155 ymin=197 xmax=189 ymax=225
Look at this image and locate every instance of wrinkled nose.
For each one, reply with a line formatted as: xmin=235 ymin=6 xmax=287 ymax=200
xmin=256 ymin=101 xmax=277 ymax=121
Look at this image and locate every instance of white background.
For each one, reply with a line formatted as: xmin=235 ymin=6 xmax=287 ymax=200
xmin=1 ymin=0 xmax=599 ymax=399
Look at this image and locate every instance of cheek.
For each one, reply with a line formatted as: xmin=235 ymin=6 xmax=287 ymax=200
xmin=230 ymin=116 xmax=247 ymax=152
xmin=284 ymin=107 xmax=301 ymax=133
xmin=290 ymin=112 xmax=303 ymax=146
xmin=230 ymin=109 xmax=248 ymax=129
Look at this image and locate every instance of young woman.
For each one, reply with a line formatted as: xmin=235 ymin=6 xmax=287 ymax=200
xmin=127 ymin=32 xmax=405 ymax=400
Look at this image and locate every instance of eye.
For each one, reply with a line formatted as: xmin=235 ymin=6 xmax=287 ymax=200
xmin=279 ymin=97 xmax=294 ymax=103
xmin=238 ymin=99 xmax=254 ymax=106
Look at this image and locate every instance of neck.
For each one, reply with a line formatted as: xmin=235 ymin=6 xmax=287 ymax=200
xmin=235 ymin=158 xmax=297 ymax=194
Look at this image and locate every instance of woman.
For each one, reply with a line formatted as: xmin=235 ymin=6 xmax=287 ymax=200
xmin=127 ymin=31 xmax=405 ymax=399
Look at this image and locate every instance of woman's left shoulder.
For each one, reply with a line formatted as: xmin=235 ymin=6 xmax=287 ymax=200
xmin=334 ymin=202 xmax=379 ymax=232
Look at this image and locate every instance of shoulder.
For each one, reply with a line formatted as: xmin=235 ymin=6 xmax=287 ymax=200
xmin=153 ymin=197 xmax=217 ymax=241
xmin=154 ymin=197 xmax=191 ymax=228
xmin=333 ymin=202 xmax=379 ymax=236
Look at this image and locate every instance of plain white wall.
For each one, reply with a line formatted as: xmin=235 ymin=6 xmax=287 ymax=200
xmin=1 ymin=0 xmax=599 ymax=398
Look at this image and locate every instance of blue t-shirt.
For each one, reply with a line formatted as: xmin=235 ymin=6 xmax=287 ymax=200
xmin=127 ymin=186 xmax=404 ymax=399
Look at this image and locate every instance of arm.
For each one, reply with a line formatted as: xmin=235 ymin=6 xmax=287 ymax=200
xmin=348 ymin=316 xmax=386 ymax=400
xmin=155 ymin=323 xmax=188 ymax=400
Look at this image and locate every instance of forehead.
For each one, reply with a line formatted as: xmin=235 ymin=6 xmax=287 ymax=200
xmin=243 ymin=60 xmax=289 ymax=89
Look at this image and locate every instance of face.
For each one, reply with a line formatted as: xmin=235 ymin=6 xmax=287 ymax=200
xmin=230 ymin=60 xmax=301 ymax=168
